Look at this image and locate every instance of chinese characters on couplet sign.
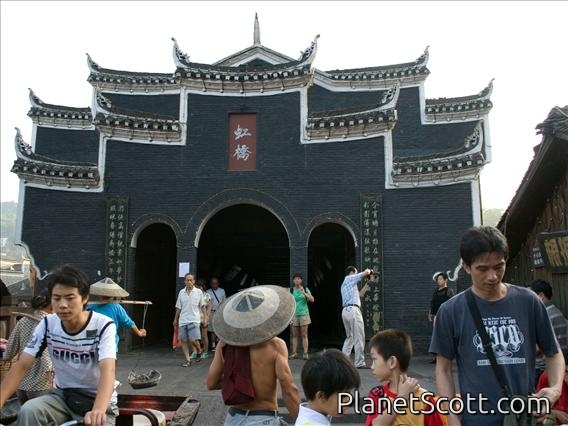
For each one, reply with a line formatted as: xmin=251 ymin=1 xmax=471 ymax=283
xmin=228 ymin=114 xmax=257 ymax=171
xmin=538 ymin=231 xmax=568 ymax=273
xmin=106 ymin=199 xmax=128 ymax=286
xmin=361 ymin=194 xmax=383 ymax=335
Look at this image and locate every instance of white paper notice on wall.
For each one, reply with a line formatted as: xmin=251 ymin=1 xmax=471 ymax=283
xmin=178 ymin=262 xmax=190 ymax=278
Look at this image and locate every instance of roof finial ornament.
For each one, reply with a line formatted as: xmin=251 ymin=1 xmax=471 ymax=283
xmin=14 ymin=127 xmax=33 ymax=158
xmin=479 ymin=78 xmax=495 ymax=99
xmin=253 ymin=13 xmax=261 ymax=46
xmin=172 ymin=37 xmax=190 ymax=68
xmin=95 ymin=89 xmax=112 ymax=110
xmin=28 ymin=88 xmax=43 ymax=107
xmin=86 ymin=53 xmax=100 ymax=71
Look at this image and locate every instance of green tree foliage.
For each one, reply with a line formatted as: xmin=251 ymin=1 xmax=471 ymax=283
xmin=482 ymin=208 xmax=505 ymax=227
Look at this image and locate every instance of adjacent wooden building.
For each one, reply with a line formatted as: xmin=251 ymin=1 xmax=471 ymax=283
xmin=498 ymin=105 xmax=568 ymax=313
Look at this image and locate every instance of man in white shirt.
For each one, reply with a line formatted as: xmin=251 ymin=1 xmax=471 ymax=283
xmin=340 ymin=266 xmax=373 ymax=369
xmin=0 ymin=265 xmax=118 ymax=426
xmin=206 ymin=277 xmax=226 ymax=351
xmin=173 ymin=273 xmax=207 ymax=366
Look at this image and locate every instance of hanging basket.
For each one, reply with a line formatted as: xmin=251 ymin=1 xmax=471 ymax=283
xmin=127 ymin=369 xmax=162 ymax=389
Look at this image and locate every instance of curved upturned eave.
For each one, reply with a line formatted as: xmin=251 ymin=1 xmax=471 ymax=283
xmin=316 ymin=46 xmax=430 ymax=88
xmin=391 ymin=123 xmax=487 ymax=182
xmin=87 ymin=53 xmax=178 ymax=91
xmin=93 ymin=93 xmax=182 ymax=142
xmin=424 ymin=79 xmax=494 ymax=121
xmin=306 ymin=84 xmax=400 ymax=142
xmin=11 ymin=128 xmax=100 ymax=189
xmin=28 ymin=88 xmax=92 ymax=127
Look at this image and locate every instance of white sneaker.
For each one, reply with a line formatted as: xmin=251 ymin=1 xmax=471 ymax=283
xmin=189 ymin=351 xmax=198 ymax=360
xmin=202 ymin=352 xmax=210 ymax=359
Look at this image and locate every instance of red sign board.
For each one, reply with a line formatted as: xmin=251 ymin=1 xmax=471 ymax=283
xmin=228 ymin=114 xmax=257 ymax=171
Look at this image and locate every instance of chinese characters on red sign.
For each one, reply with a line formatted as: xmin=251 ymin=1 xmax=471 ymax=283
xmin=228 ymin=114 xmax=257 ymax=171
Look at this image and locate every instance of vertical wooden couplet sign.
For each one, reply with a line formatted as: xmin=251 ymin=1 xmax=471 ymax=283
xmin=228 ymin=113 xmax=257 ymax=171
xmin=105 ymin=198 xmax=128 ymax=287
xmin=360 ymin=194 xmax=383 ymax=335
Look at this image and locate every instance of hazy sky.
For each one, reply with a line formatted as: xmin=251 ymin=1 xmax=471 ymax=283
xmin=1 ymin=1 xmax=566 ymax=209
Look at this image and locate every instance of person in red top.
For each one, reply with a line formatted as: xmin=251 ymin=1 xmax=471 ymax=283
xmin=536 ymin=349 xmax=568 ymax=425
xmin=365 ymin=329 xmax=446 ymax=426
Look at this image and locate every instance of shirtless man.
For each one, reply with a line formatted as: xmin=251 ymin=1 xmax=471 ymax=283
xmin=206 ymin=285 xmax=301 ymax=425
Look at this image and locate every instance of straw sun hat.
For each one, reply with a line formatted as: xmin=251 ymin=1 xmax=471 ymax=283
xmin=212 ymin=285 xmax=295 ymax=347
xmin=89 ymin=277 xmax=130 ymax=298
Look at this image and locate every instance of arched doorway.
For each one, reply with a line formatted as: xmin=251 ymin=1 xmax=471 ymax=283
xmin=197 ymin=204 xmax=290 ymax=296
xmin=133 ymin=223 xmax=177 ymax=346
xmin=308 ymin=223 xmax=355 ymax=348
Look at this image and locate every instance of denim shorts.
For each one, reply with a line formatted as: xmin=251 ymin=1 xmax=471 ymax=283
xmin=179 ymin=322 xmax=200 ymax=341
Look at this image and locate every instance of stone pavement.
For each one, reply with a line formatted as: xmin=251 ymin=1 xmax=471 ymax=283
xmin=114 ymin=346 xmax=441 ymax=425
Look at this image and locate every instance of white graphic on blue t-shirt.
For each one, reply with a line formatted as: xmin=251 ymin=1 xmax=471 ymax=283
xmin=472 ymin=316 xmax=526 ymax=366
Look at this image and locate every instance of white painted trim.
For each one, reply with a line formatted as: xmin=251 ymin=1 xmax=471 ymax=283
xmin=13 ymin=182 xmax=47 ymax=280
xmin=299 ymin=86 xmax=309 ymax=143
xmin=19 ymin=182 xmax=104 ymax=193
xmin=386 ymin=168 xmax=481 ymax=189
xmin=384 ymin=131 xmax=394 ymax=188
xmin=226 ymin=52 xmax=283 ymax=66
xmin=471 ymin=179 xmax=482 ymax=226
xmin=482 ymin=118 xmax=492 ymax=163
xmin=33 ymin=122 xmax=95 ymax=131
xmin=96 ymin=88 xmax=181 ymax=96
xmin=30 ymin=124 xmax=38 ymax=150
xmin=96 ymin=135 xmax=184 ymax=146
xmin=313 ymin=75 xmax=422 ymax=93
xmin=302 ymin=132 xmax=389 ymax=145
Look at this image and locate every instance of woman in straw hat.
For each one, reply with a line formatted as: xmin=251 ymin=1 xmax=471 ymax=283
xmin=4 ymin=290 xmax=54 ymax=404
xmin=87 ymin=278 xmax=146 ymax=352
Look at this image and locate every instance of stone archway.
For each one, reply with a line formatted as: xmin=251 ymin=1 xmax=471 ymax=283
xmin=133 ymin=223 xmax=177 ymax=347
xmin=196 ymin=204 xmax=290 ymax=297
xmin=307 ymin=223 xmax=356 ymax=347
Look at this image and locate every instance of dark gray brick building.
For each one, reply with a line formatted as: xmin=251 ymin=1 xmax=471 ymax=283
xmin=11 ymin=18 xmax=492 ymax=352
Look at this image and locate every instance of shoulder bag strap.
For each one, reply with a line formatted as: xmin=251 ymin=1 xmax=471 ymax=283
xmin=211 ymin=289 xmax=221 ymax=305
xmin=465 ymin=289 xmax=512 ymax=399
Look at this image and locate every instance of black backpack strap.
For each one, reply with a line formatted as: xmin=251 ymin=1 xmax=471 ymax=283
xmin=36 ymin=316 xmax=49 ymax=358
xmin=465 ymin=289 xmax=512 ymax=399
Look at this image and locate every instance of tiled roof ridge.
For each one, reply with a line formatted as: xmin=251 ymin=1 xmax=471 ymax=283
xmin=426 ymin=79 xmax=494 ymax=106
xmin=172 ymin=35 xmax=319 ymax=72
xmin=94 ymin=91 xmax=177 ymax=121
xmin=323 ymin=46 xmax=430 ymax=76
xmin=28 ymin=88 xmax=91 ymax=113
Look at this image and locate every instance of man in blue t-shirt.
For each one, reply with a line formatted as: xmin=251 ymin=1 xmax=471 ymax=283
xmin=429 ymin=226 xmax=565 ymax=425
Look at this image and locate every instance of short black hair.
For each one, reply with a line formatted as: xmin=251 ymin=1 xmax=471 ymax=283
xmin=292 ymin=273 xmax=303 ymax=280
xmin=530 ymin=279 xmax=552 ymax=300
xmin=434 ymin=271 xmax=448 ymax=281
xmin=31 ymin=289 xmax=51 ymax=310
xmin=344 ymin=266 xmax=357 ymax=276
xmin=47 ymin=265 xmax=90 ymax=299
xmin=301 ymin=348 xmax=360 ymax=400
xmin=369 ymin=329 xmax=412 ymax=372
xmin=460 ymin=226 xmax=509 ymax=266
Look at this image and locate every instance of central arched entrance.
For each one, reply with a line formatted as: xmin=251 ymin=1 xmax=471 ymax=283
xmin=197 ymin=204 xmax=290 ymax=296
xmin=308 ymin=223 xmax=356 ymax=348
